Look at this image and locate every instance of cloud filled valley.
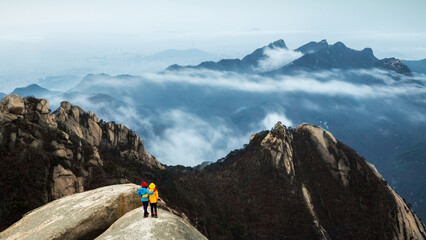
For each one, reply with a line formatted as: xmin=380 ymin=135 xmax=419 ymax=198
xmin=2 ymin=39 xmax=426 ymax=219
xmin=40 ymin=68 xmax=426 ymax=168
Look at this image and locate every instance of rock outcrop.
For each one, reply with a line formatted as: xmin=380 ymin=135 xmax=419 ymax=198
xmin=0 ymin=184 xmax=205 ymax=240
xmin=375 ymin=57 xmax=412 ymax=75
xmin=96 ymin=207 xmax=207 ymax=240
xmin=260 ymin=122 xmax=295 ymax=176
xmin=158 ymin=122 xmax=426 ymax=240
xmin=0 ymin=95 xmax=163 ymax=230
xmin=0 ymin=184 xmax=140 ymax=240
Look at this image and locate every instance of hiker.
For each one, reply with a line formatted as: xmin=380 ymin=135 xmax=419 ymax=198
xmin=148 ymin=183 xmax=159 ymax=218
xmin=137 ymin=182 xmax=154 ymax=218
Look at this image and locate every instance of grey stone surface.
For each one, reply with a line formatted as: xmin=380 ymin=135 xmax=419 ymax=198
xmin=96 ymin=207 xmax=207 ymax=240
xmin=0 ymin=184 xmax=142 ymax=240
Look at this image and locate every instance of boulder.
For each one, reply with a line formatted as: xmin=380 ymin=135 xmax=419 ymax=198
xmin=88 ymin=119 xmax=102 ymax=145
xmin=0 ymin=184 xmax=142 ymax=240
xmin=70 ymin=106 xmax=80 ymax=122
xmin=51 ymin=164 xmax=81 ymax=199
xmin=1 ymin=94 xmax=25 ymax=115
xmin=36 ymin=99 xmax=50 ymax=114
xmin=95 ymin=207 xmax=207 ymax=240
xmin=261 ymin=122 xmax=295 ymax=175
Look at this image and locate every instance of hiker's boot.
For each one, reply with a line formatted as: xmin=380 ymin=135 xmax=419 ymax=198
xmin=155 ymin=213 xmax=158 ymax=218
xmin=151 ymin=213 xmax=154 ymax=217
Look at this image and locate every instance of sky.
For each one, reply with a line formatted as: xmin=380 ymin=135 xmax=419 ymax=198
xmin=0 ymin=0 xmax=426 ymax=91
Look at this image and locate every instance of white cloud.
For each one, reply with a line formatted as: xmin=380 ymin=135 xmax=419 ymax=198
xmin=43 ymin=67 xmax=426 ymax=166
xmin=261 ymin=112 xmax=293 ymax=130
xmin=144 ymin=69 xmax=426 ymax=99
xmin=255 ymin=47 xmax=302 ymax=72
xmin=147 ymin=110 xmax=247 ymax=166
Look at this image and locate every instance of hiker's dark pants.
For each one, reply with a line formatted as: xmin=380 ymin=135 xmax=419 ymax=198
xmin=142 ymin=201 xmax=149 ymax=216
xmin=150 ymin=202 xmax=157 ymax=214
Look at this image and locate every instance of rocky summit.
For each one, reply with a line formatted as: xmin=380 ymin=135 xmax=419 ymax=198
xmin=288 ymin=41 xmax=411 ymax=75
xmin=96 ymin=202 xmax=207 ymax=240
xmin=0 ymin=96 xmax=425 ymax=239
xmin=159 ymin=123 xmax=426 ymax=239
xmin=0 ymin=184 xmax=206 ymax=240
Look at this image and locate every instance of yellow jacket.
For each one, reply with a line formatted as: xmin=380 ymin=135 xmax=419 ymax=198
xmin=148 ymin=183 xmax=159 ymax=203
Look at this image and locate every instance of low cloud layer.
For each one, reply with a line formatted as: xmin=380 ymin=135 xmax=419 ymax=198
xmin=44 ymin=67 xmax=426 ymax=167
xmin=143 ymin=69 xmax=426 ymax=99
xmin=147 ymin=110 xmax=247 ymax=166
xmin=255 ymin=47 xmax=303 ymax=72
xmin=261 ymin=112 xmax=293 ymax=130
xmin=68 ymin=67 xmax=426 ymax=101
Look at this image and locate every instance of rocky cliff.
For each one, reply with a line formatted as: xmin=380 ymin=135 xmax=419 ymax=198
xmin=158 ymin=123 xmax=426 ymax=239
xmin=0 ymin=95 xmax=163 ymax=230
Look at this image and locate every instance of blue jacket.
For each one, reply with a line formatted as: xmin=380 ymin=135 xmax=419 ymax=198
xmin=137 ymin=187 xmax=154 ymax=202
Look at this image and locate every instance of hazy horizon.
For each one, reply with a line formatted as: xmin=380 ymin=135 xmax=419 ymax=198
xmin=1 ymin=0 xmax=426 ymax=92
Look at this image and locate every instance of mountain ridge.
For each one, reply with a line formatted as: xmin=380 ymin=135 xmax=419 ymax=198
xmin=0 ymin=94 xmax=162 ymax=230
xmin=166 ymin=39 xmax=288 ymax=72
xmin=167 ymin=39 xmax=412 ymax=75
xmin=160 ymin=122 xmax=425 ymax=239
xmin=403 ymin=58 xmax=426 ymax=74
xmin=295 ymin=39 xmax=329 ymax=54
xmin=11 ymin=84 xmax=58 ymax=98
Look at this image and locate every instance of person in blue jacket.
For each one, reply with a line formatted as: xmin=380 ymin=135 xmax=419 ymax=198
xmin=137 ymin=182 xmax=154 ymax=218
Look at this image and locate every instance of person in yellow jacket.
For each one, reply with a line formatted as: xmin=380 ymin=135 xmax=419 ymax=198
xmin=148 ymin=183 xmax=159 ymax=217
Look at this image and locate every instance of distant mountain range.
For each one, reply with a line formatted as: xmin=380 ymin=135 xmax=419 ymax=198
xmin=275 ymin=41 xmax=411 ymax=75
xmin=403 ymin=59 xmax=426 ymax=74
xmin=36 ymin=75 xmax=82 ymax=92
xmin=11 ymin=84 xmax=59 ymax=98
xmin=166 ymin=39 xmax=287 ymax=72
xmin=167 ymin=39 xmax=413 ymax=75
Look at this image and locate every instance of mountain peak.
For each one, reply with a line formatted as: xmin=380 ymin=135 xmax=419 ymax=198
xmin=165 ymin=39 xmax=290 ymax=72
xmin=241 ymin=39 xmax=288 ymax=65
xmin=268 ymin=39 xmax=287 ymax=49
xmin=362 ymin=47 xmax=373 ymax=53
xmin=332 ymin=41 xmax=347 ymax=48
xmin=13 ymin=83 xmax=45 ymax=91
xmin=11 ymin=83 xmax=54 ymax=98
xmin=375 ymin=57 xmax=412 ymax=75
xmin=273 ymin=41 xmax=383 ymax=73
xmin=295 ymin=39 xmax=329 ymax=54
